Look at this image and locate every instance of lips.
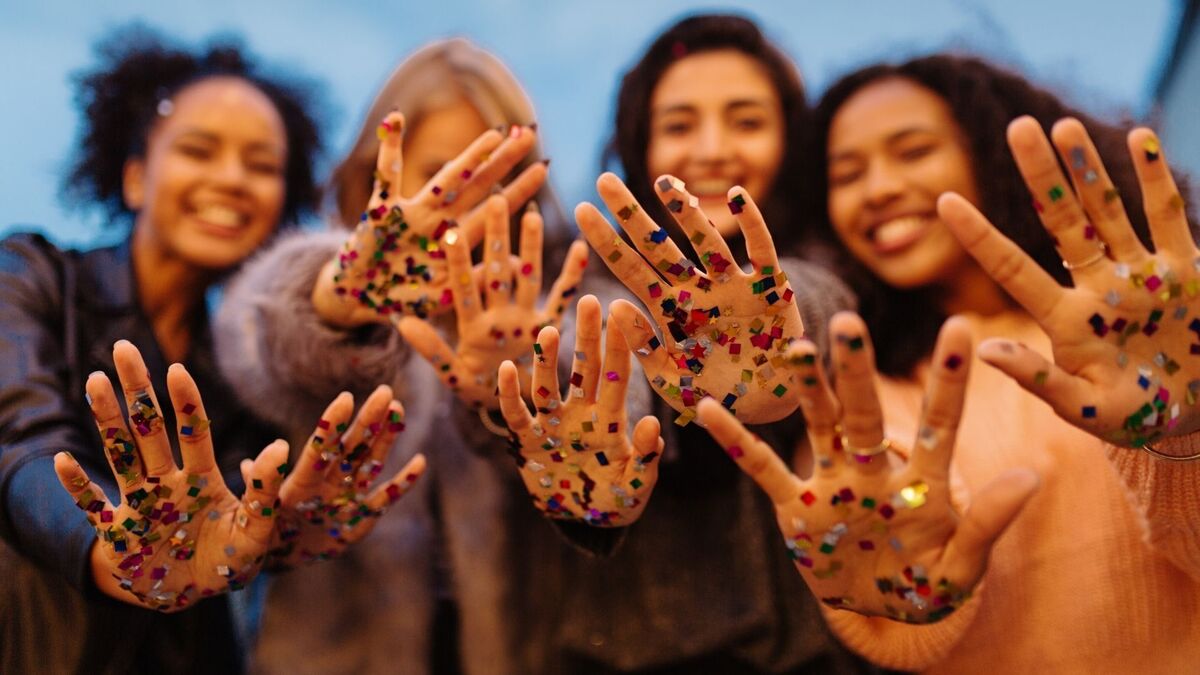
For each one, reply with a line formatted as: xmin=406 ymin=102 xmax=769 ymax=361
xmin=685 ymin=177 xmax=737 ymax=197
xmin=189 ymin=203 xmax=250 ymax=236
xmin=865 ymin=214 xmax=933 ymax=254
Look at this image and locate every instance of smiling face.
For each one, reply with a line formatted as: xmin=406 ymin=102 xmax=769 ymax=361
xmin=826 ymin=77 xmax=981 ymax=289
xmin=646 ymin=49 xmax=785 ymax=238
xmin=123 ymin=76 xmax=287 ymax=271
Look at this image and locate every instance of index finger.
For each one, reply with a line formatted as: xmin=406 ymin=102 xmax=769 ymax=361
xmin=111 ymin=341 xmax=175 ymax=479
xmin=575 ymin=201 xmax=665 ymax=308
xmin=698 ymin=398 xmax=801 ymax=505
xmin=907 ymin=316 xmax=973 ymax=481
xmin=442 ymin=126 xmax=537 ymax=218
xmin=413 ymin=128 xmax=505 ymax=210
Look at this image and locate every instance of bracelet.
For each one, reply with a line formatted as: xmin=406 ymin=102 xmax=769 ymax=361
xmin=1141 ymin=442 xmax=1200 ymax=462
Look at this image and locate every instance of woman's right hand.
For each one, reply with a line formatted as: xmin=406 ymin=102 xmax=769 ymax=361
xmin=313 ymin=111 xmax=546 ymax=327
xmin=699 ymin=313 xmax=1039 ymax=624
xmin=54 ymin=340 xmax=290 ymax=611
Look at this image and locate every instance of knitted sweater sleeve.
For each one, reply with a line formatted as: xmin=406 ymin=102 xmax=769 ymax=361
xmin=1104 ymin=436 xmax=1200 ymax=579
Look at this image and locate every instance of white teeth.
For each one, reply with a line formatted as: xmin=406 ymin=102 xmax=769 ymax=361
xmin=689 ymin=179 xmax=734 ymax=196
xmin=195 ymin=205 xmax=242 ymax=228
xmin=871 ymin=216 xmax=927 ymax=247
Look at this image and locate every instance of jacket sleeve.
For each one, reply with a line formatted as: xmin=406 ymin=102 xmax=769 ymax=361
xmin=213 ymin=229 xmax=418 ymax=439
xmin=1104 ymin=437 xmax=1200 ymax=579
xmin=0 ymin=235 xmax=100 ymax=591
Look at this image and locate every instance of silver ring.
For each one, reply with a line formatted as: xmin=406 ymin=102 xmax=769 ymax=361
xmin=1061 ymin=241 xmax=1108 ymax=270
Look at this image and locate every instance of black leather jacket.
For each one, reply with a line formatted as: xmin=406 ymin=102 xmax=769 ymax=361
xmin=0 ymin=232 xmax=278 ymax=674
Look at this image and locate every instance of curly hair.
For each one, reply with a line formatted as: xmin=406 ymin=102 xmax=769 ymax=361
xmin=601 ymin=13 xmax=811 ymax=261
xmin=61 ymin=24 xmax=325 ymax=227
xmin=806 ymin=53 xmax=1194 ymax=376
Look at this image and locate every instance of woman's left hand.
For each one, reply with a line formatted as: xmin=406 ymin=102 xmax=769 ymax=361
xmin=939 ymin=116 xmax=1200 ymax=451
xmin=265 ymin=385 xmax=425 ymax=568
xmin=398 ymin=195 xmax=589 ymax=409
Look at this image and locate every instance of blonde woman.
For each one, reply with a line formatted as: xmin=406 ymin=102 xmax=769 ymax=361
xmin=214 ymin=39 xmax=584 ymax=674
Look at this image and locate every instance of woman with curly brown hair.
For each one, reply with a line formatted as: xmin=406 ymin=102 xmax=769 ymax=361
xmin=703 ymin=53 xmax=1200 ymax=672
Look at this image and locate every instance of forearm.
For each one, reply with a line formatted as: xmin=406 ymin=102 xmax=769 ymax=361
xmin=214 ymin=229 xmax=415 ymax=435
xmin=820 ymin=585 xmax=983 ymax=671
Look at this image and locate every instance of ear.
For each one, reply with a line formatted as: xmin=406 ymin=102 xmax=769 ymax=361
xmin=122 ymin=158 xmax=146 ymax=211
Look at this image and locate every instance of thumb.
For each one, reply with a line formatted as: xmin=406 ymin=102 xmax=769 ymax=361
xmin=397 ymin=316 xmax=459 ymax=381
xmin=239 ymin=458 xmax=253 ymax=490
xmin=941 ymin=467 xmax=1039 ymax=586
xmin=976 ymin=339 xmax=1091 ymax=423
xmin=236 ymin=439 xmax=290 ymax=545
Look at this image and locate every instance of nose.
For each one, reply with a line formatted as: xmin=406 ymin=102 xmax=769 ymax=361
xmin=210 ymin=151 xmax=250 ymax=191
xmin=863 ymin=158 xmax=904 ymax=209
xmin=693 ymin=119 xmax=733 ymax=164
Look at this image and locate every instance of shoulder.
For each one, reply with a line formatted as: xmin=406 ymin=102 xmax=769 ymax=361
xmin=778 ymin=256 xmax=857 ymax=311
xmin=0 ymin=232 xmax=74 ymax=301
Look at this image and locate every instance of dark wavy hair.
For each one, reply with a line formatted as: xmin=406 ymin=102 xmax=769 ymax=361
xmin=602 ymin=13 xmax=810 ymax=260
xmin=806 ymin=53 xmax=1193 ymax=376
xmin=61 ymin=25 xmax=324 ymax=227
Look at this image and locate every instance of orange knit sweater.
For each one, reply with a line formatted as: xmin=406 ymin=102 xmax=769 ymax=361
xmin=821 ymin=312 xmax=1200 ymax=674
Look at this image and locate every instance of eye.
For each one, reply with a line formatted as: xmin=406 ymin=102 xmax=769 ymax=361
xmin=897 ymin=143 xmax=935 ymax=162
xmin=176 ymin=143 xmax=213 ymax=160
xmin=246 ymin=158 xmax=283 ymax=175
xmin=828 ymin=164 xmax=863 ymax=188
xmin=732 ymin=116 xmax=766 ymax=132
xmin=657 ymin=119 xmax=693 ymax=137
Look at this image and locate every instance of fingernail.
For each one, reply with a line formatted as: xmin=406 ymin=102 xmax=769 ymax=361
xmin=526 ymin=200 xmax=540 ymax=215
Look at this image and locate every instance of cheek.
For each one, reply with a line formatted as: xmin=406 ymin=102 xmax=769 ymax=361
xmin=743 ymin=135 xmax=784 ymax=182
xmin=646 ymin=137 xmax=686 ymax=176
xmin=253 ymin=176 xmax=288 ymax=223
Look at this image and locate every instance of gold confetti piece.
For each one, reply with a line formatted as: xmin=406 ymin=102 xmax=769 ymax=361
xmin=899 ymin=481 xmax=929 ymax=509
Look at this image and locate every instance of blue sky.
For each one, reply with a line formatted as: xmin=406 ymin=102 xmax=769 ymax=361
xmin=0 ymin=0 xmax=1181 ymax=246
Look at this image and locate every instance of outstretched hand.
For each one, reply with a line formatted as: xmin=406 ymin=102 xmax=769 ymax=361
xmin=496 ymin=295 xmax=663 ymax=526
xmin=263 ymin=385 xmax=425 ymax=567
xmin=940 ymin=117 xmax=1200 ymax=452
xmin=699 ymin=314 xmax=1038 ymax=623
xmin=576 ymin=173 xmax=804 ymax=426
xmin=314 ymin=111 xmax=546 ymax=326
xmin=398 ymin=195 xmax=588 ymax=409
xmin=55 ymin=340 xmax=290 ymax=611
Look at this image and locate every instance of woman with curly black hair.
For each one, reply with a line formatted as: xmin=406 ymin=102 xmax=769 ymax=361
xmin=0 ymin=25 xmax=349 ymax=674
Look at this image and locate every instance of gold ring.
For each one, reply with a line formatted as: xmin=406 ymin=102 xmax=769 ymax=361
xmin=843 ymin=437 xmax=893 ymax=463
xmin=1061 ymin=241 xmax=1108 ymax=270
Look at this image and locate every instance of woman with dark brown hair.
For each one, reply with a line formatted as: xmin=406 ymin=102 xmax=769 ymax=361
xmin=702 ymin=54 xmax=1200 ymax=672
xmin=490 ymin=13 xmax=870 ymax=674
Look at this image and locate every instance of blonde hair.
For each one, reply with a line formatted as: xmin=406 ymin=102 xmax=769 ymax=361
xmin=329 ymin=38 xmax=563 ymax=230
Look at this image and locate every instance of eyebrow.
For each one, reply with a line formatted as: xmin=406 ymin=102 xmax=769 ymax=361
xmin=828 ymin=126 xmax=936 ymax=162
xmin=175 ymin=128 xmax=284 ymax=155
xmin=653 ymin=98 xmax=772 ymax=116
